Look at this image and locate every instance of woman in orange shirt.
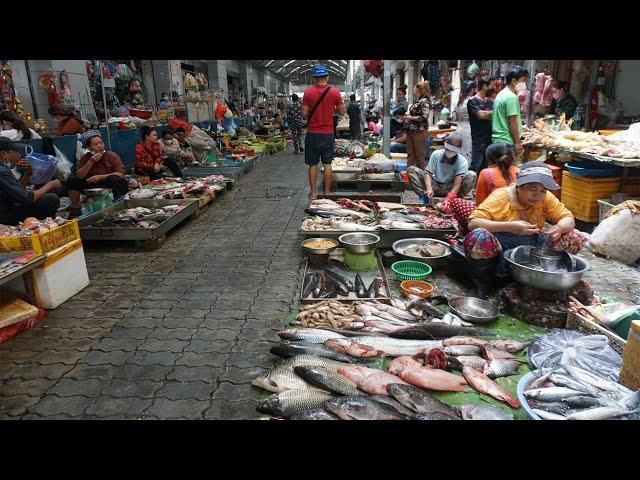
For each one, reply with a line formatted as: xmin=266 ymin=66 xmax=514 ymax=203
xmin=475 ymin=143 xmax=519 ymax=206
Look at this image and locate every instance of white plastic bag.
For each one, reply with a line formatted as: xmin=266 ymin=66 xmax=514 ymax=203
xmin=589 ymin=207 xmax=640 ymax=264
xmin=53 ymin=145 xmax=72 ymax=181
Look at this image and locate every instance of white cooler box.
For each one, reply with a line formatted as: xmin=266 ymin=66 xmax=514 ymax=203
xmin=7 ymin=239 xmax=89 ymax=309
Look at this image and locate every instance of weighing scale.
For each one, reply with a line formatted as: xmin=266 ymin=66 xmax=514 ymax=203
xmin=343 ymin=250 xmax=378 ymax=271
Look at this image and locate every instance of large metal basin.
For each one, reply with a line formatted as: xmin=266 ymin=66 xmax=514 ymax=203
xmin=504 ymin=245 xmax=590 ymax=291
xmin=392 ymin=238 xmax=451 ymax=269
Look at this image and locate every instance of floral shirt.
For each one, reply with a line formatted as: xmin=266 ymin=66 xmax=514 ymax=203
xmin=135 ymin=141 xmax=162 ymax=171
xmin=407 ymin=98 xmax=431 ymax=132
xmin=287 ymin=102 xmax=303 ymax=129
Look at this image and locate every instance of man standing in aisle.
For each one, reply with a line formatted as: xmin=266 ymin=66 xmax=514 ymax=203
xmin=302 ymin=64 xmax=346 ymax=200
xmin=492 ymin=66 xmax=529 ymax=156
xmin=467 ymin=76 xmax=494 ymax=172
xmin=347 ymin=94 xmax=361 ymax=140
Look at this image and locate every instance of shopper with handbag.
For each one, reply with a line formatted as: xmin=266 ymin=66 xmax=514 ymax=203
xmin=301 ymin=64 xmax=346 ymax=200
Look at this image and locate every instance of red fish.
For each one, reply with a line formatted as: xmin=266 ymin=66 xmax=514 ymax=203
xmin=388 ymin=357 xmax=467 ymax=392
xmin=462 ymin=366 xmax=521 ymax=409
xmin=337 ymin=365 xmax=410 ymax=395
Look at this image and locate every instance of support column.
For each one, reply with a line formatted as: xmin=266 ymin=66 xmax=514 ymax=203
xmin=383 ymin=59 xmax=391 ymax=158
xmin=406 ymin=61 xmax=415 ymax=104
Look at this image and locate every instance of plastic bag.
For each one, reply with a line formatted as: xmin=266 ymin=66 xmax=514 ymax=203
xmin=589 ymin=206 xmax=640 ymax=264
xmin=25 ymin=153 xmax=58 ymax=185
xmin=52 ymin=145 xmax=72 ymax=181
xmin=528 ymin=329 xmax=622 ymax=382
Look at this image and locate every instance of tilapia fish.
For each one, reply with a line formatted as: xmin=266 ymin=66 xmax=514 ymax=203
xmin=324 ymin=396 xmax=407 ymax=420
xmin=481 ymin=345 xmax=518 ymax=361
xmin=279 ymin=328 xmax=345 ymax=344
xmin=462 ymin=366 xmax=520 ymax=409
xmin=337 ymin=365 xmax=411 ymax=396
xmin=257 ymin=389 xmax=335 ymax=418
xmin=270 ymin=341 xmax=357 ymax=363
xmin=461 ymin=404 xmax=513 ymax=420
xmin=490 ymin=339 xmax=530 ymax=353
xmin=251 ymin=367 xmax=316 ymax=393
xmin=390 ymin=323 xmax=490 ymax=340
xmin=448 ymin=355 xmax=487 ymax=372
xmin=290 ymin=408 xmax=339 ymax=420
xmin=444 ymin=345 xmax=482 ymax=357
xmin=327 ymin=336 xmax=443 ymax=357
xmin=294 ymin=366 xmax=364 ymax=397
xmin=279 ymin=354 xmax=352 ymax=373
xmin=388 ymin=357 xmax=468 ymax=393
xmin=387 ymin=383 xmax=461 ymax=418
xmin=483 ymin=359 xmax=522 ymax=379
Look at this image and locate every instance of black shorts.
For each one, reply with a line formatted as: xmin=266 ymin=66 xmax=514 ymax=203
xmin=305 ymin=133 xmax=334 ymax=166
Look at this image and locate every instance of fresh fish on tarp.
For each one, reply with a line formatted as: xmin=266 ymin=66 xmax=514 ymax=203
xmin=279 ymin=328 xmax=345 ymax=344
xmin=405 ymin=297 xmax=445 ymax=319
xmin=565 ymin=406 xmax=632 ymax=421
xmin=561 ymin=365 xmax=632 ymax=397
xmin=379 ymin=220 xmax=423 ymax=230
xmin=368 ymin=302 xmax=417 ymax=322
xmin=483 ymin=359 xmax=522 ymax=379
xmin=388 ymin=357 xmax=468 ymax=393
xmin=442 ymin=336 xmax=488 ymax=348
xmin=368 ymin=395 xmax=417 ymax=417
xmin=460 ymin=404 xmax=513 ymax=420
xmin=407 ymin=412 xmax=460 ymax=420
xmin=270 ymin=341 xmax=357 ymax=363
xmin=302 ymin=273 xmax=317 ymax=298
xmin=481 ymin=345 xmax=518 ymax=361
xmin=490 ymin=339 xmax=531 ymax=353
xmin=257 ymin=389 xmax=335 ymax=418
xmin=337 ymin=365 xmax=411 ymax=396
xmin=290 ymin=408 xmax=340 ymax=420
xmin=560 ymin=395 xmax=615 ymax=409
xmin=532 ymin=409 xmax=566 ymax=420
xmin=324 ymin=396 xmax=407 ymax=420
xmin=354 ymin=274 xmax=367 ymax=298
xmin=387 ymin=383 xmax=461 ymax=418
xmin=251 ymin=367 xmax=317 ymax=393
xmin=326 ymin=336 xmax=443 ymax=358
xmin=444 ymin=345 xmax=483 ymax=357
xmin=279 ymin=354 xmax=352 ymax=373
xmin=547 ymin=372 xmax=600 ymax=396
xmin=389 ymin=324 xmax=489 ymax=340
xmin=365 ymin=278 xmax=382 ymax=298
xmin=440 ymin=313 xmax=475 ymax=328
xmin=524 ymin=387 xmax=594 ymax=402
xmin=390 ymin=299 xmax=408 ymax=311
xmin=448 ymin=356 xmax=487 ymax=372
xmin=462 ymin=366 xmax=520 ymax=409
xmin=294 ymin=366 xmax=364 ymax=397
xmin=317 ymin=327 xmax=386 ymax=338
xmin=324 ymin=269 xmax=354 ymax=291
xmin=325 ymin=339 xmax=384 ymax=358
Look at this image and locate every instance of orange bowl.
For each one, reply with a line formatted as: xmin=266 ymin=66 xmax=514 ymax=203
xmin=400 ymin=280 xmax=433 ymax=298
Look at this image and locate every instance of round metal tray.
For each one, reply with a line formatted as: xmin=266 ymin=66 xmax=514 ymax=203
xmin=392 ymin=238 xmax=451 ymax=269
xmin=448 ymin=296 xmax=499 ymax=324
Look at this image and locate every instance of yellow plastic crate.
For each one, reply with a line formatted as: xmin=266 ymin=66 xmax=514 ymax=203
xmin=0 ymin=219 xmax=80 ymax=254
xmin=561 ymin=171 xmax=622 ymax=222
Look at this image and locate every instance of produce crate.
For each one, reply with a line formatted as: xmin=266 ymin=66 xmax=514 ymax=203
xmin=560 ymin=171 xmax=621 ymax=223
xmin=566 ymin=310 xmax=626 ymax=355
xmin=598 ymin=197 xmax=640 ymax=223
xmin=0 ymin=220 xmax=80 ymax=254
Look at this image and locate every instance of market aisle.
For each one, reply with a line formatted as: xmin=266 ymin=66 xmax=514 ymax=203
xmin=0 ymin=146 xmax=311 ymax=420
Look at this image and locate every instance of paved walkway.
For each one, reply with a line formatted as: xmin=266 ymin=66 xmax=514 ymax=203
xmin=0 ymin=148 xmax=310 ymax=419
xmin=2 ymin=148 xmax=639 ymax=420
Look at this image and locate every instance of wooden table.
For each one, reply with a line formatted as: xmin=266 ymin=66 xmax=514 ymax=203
xmin=0 ymin=253 xmax=47 ymax=305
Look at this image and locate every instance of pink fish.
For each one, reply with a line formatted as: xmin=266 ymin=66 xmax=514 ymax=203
xmin=337 ymin=365 xmax=410 ymax=396
xmin=388 ymin=357 xmax=467 ymax=392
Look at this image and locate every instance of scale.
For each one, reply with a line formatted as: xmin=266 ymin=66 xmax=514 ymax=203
xmin=343 ymin=250 xmax=378 ymax=271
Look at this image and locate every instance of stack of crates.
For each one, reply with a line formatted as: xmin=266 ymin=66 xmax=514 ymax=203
xmin=560 ymin=171 xmax=622 ymax=223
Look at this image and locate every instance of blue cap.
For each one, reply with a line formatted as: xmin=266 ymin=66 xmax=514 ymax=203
xmin=312 ymin=64 xmax=329 ymax=77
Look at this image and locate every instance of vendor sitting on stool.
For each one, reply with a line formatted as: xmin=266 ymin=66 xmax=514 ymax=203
xmin=66 ymin=130 xmax=129 ymax=218
xmin=135 ymin=126 xmax=182 ymax=179
xmin=407 ymin=132 xmax=477 ymax=205
xmin=0 ymin=137 xmax=61 ymax=225
xmin=462 ymin=161 xmax=584 ymax=297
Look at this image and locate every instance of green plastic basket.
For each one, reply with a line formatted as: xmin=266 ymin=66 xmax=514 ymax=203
xmin=391 ymin=261 xmax=432 ymax=281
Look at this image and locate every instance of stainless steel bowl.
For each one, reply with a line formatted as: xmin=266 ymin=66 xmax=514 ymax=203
xmin=84 ymin=188 xmax=111 ymax=197
xmin=392 ymin=238 xmax=451 ymax=269
xmin=448 ymin=296 xmax=500 ymax=324
xmin=301 ymin=237 xmax=339 ymax=255
xmin=504 ymin=246 xmax=590 ymax=291
xmin=530 ymin=248 xmax=563 ymax=271
xmin=338 ymin=232 xmax=380 ymax=254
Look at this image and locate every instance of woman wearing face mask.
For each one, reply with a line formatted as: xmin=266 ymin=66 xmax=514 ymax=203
xmin=0 ymin=138 xmax=61 ymax=225
xmin=0 ymin=111 xmax=41 ymax=140
xmin=550 ymin=80 xmax=578 ymax=121
xmin=47 ymin=105 xmax=86 ymax=136
xmin=135 ymin=126 xmax=182 ymax=179
xmin=391 ymin=85 xmax=409 ymax=116
xmin=454 ymin=80 xmax=476 ymax=162
xmin=461 ymin=161 xmax=584 ymax=297
xmin=66 ymin=130 xmax=129 ymax=218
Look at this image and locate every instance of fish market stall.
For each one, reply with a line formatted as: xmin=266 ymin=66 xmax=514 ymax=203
xmin=126 ymin=176 xmax=228 ymax=209
xmin=78 ymin=199 xmax=199 ymax=249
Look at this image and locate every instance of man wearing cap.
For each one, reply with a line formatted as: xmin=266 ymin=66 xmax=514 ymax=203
xmin=66 ymin=131 xmax=128 ymax=218
xmin=301 ymin=64 xmax=346 ymax=199
xmin=492 ymin=66 xmax=529 ymax=156
xmin=407 ymin=132 xmax=477 ymax=204
xmin=0 ymin=137 xmax=61 ymax=225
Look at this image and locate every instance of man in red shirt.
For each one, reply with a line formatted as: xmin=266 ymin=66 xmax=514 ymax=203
xmin=302 ymin=64 xmax=346 ymax=199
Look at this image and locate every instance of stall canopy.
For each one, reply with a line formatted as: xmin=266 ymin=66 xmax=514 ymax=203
xmin=252 ymin=60 xmax=348 ymax=83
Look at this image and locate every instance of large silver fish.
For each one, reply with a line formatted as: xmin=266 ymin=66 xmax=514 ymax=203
xmin=324 ymin=396 xmax=407 ymax=420
xmin=548 ymin=372 xmax=600 ymax=396
xmin=257 ymin=389 xmax=335 ymax=418
xmin=532 ymin=409 xmax=566 ymax=420
xmin=565 ymin=406 xmax=631 ymax=421
xmin=483 ymin=359 xmax=522 ymax=379
xmin=448 ymin=356 xmax=487 ymax=372
xmin=290 ymin=408 xmax=339 ymax=420
xmin=444 ymin=345 xmax=482 ymax=357
xmin=293 ymin=366 xmax=364 ymax=397
xmin=524 ymin=387 xmax=595 ymax=402
xmin=251 ymin=367 xmax=317 ymax=393
xmin=326 ymin=336 xmax=443 ymax=357
xmin=279 ymin=328 xmax=345 ymax=344
xmin=279 ymin=354 xmax=352 ymax=373
xmin=270 ymin=341 xmax=357 ymax=363
xmin=387 ymin=383 xmax=461 ymax=419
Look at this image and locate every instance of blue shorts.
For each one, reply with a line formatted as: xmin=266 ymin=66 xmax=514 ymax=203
xmin=305 ymin=133 xmax=334 ymax=166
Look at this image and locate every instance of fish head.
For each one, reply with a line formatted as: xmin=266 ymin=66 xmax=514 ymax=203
xmin=324 ymin=398 xmax=366 ymax=420
xmin=256 ymin=395 xmax=284 ymax=416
